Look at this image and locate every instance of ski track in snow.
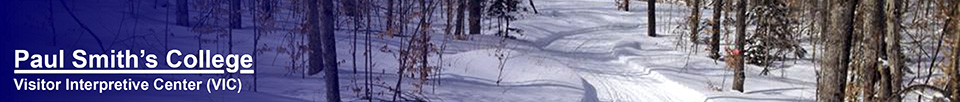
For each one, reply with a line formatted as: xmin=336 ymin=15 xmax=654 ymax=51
xmin=519 ymin=0 xmax=707 ymax=101
xmin=532 ymin=24 xmax=707 ymax=102
xmin=515 ymin=0 xmax=815 ymax=101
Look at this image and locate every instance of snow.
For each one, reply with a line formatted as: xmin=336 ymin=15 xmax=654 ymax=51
xmin=507 ymin=0 xmax=817 ymax=101
xmin=9 ymin=0 xmax=835 ymax=101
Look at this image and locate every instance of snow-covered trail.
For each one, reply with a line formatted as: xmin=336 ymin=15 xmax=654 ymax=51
xmin=513 ymin=0 xmax=707 ymax=101
xmin=512 ymin=0 xmax=815 ymax=101
xmin=544 ymin=28 xmax=707 ymax=102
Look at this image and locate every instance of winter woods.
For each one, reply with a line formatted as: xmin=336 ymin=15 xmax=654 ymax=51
xmin=656 ymin=0 xmax=960 ymax=101
xmin=29 ymin=0 xmax=960 ymax=101
xmin=181 ymin=0 xmax=538 ymax=101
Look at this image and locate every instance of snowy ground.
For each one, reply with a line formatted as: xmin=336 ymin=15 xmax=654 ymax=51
xmin=13 ymin=0 xmax=831 ymax=101
xmin=489 ymin=0 xmax=818 ymax=101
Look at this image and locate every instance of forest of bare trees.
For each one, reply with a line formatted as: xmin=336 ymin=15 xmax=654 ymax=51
xmin=661 ymin=0 xmax=960 ymax=101
xmin=171 ymin=0 xmax=960 ymax=101
xmin=173 ymin=0 xmax=534 ymax=101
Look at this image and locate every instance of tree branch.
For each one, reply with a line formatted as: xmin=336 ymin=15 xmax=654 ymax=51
xmin=59 ymin=0 xmax=106 ymax=52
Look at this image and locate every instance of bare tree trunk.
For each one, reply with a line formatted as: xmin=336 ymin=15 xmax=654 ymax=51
xmin=419 ymin=1 xmax=431 ymax=93
xmin=690 ymin=0 xmax=701 ymax=43
xmin=732 ymin=0 xmax=746 ymax=92
xmin=445 ymin=0 xmax=454 ymax=37
xmin=252 ymin=0 xmax=274 ymax=92
xmin=321 ymin=0 xmax=339 ymax=100
xmin=648 ymin=0 xmax=656 ymax=37
xmin=58 ymin=0 xmax=106 ymax=52
xmin=623 ymin=0 xmax=630 ymax=11
xmin=386 ymin=0 xmax=396 ymax=36
xmin=882 ymin=0 xmax=903 ymax=101
xmin=817 ymin=0 xmax=828 ymax=47
xmin=176 ymin=0 xmax=189 ymax=26
xmin=455 ymin=0 xmax=466 ymax=39
xmin=392 ymin=0 xmax=408 ymax=101
xmin=860 ymin=0 xmax=884 ymax=101
xmin=363 ymin=2 xmax=373 ymax=100
xmin=818 ymin=0 xmax=855 ymax=101
xmin=308 ymin=0 xmax=340 ymax=101
xmin=49 ymin=0 xmax=56 ymax=46
xmin=307 ymin=0 xmax=322 ymax=79
xmin=262 ymin=0 xmax=272 ymax=11
xmin=352 ymin=0 xmax=360 ymax=74
xmin=709 ymin=0 xmax=723 ymax=59
xmin=949 ymin=0 xmax=960 ymax=101
xmin=469 ymin=0 xmax=482 ymax=35
xmin=230 ymin=0 xmax=241 ymax=29
xmin=528 ymin=0 xmax=538 ymax=13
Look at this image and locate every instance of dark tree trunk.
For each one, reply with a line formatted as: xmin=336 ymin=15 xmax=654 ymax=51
xmin=176 ymin=0 xmax=189 ymax=26
xmin=623 ymin=0 xmax=630 ymax=11
xmin=307 ymin=0 xmax=322 ymax=77
xmin=690 ymin=0 xmax=701 ymax=43
xmin=49 ymin=0 xmax=56 ymax=46
xmin=528 ymin=0 xmax=538 ymax=13
xmin=321 ymin=0 xmax=340 ymax=100
xmin=308 ymin=0 xmax=340 ymax=101
xmin=230 ymin=0 xmax=241 ymax=29
xmin=364 ymin=2 xmax=374 ymax=100
xmin=386 ymin=0 xmax=395 ymax=36
xmin=391 ymin=0 xmax=408 ymax=101
xmin=818 ymin=0 xmax=855 ymax=101
xmin=732 ymin=0 xmax=746 ymax=92
xmin=709 ymin=0 xmax=722 ymax=59
xmin=352 ymin=0 xmax=360 ymax=74
xmin=469 ymin=0 xmax=482 ymax=35
xmin=262 ymin=0 xmax=272 ymax=12
xmin=648 ymin=0 xmax=656 ymax=37
xmin=445 ymin=0 xmax=454 ymax=37
xmin=949 ymin=0 xmax=960 ymax=101
xmin=861 ymin=0 xmax=884 ymax=101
